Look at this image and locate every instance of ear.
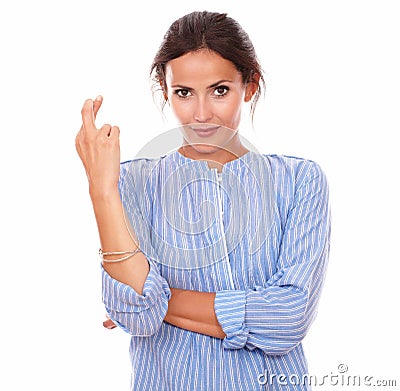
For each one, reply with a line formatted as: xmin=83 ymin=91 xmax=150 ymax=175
xmin=244 ymin=72 xmax=260 ymax=102
xmin=159 ymin=80 xmax=168 ymax=102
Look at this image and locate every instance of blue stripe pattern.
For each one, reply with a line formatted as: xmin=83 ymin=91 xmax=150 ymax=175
xmin=102 ymin=150 xmax=331 ymax=390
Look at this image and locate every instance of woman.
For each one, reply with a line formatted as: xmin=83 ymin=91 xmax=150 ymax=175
xmin=76 ymin=10 xmax=330 ymax=391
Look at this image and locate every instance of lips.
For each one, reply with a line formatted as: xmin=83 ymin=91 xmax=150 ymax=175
xmin=190 ymin=126 xmax=220 ymax=138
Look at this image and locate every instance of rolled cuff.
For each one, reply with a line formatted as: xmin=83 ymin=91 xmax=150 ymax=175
xmin=102 ymin=261 xmax=171 ymax=312
xmin=101 ymin=261 xmax=171 ymax=336
xmin=214 ymin=290 xmax=249 ymax=349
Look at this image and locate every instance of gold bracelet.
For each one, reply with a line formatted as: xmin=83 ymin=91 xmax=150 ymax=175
xmin=99 ymin=248 xmax=142 ymax=263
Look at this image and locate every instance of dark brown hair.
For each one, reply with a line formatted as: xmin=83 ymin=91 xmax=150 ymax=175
xmin=150 ymin=10 xmax=265 ymax=119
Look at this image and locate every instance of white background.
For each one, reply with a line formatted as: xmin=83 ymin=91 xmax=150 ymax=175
xmin=1 ymin=1 xmax=399 ymax=389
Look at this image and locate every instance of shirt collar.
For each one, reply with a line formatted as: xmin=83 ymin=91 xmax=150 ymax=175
xmin=165 ymin=149 xmax=259 ymax=173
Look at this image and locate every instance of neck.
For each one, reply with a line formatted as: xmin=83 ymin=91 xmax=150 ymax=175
xmin=178 ymin=134 xmax=249 ymax=172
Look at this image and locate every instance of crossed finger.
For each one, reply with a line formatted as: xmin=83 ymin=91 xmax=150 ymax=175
xmin=80 ymin=95 xmax=103 ymax=133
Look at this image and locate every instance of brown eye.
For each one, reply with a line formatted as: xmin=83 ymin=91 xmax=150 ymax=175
xmin=214 ymin=86 xmax=229 ymax=97
xmin=175 ymin=89 xmax=192 ymax=98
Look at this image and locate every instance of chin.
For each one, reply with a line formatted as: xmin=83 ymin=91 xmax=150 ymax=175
xmin=179 ymin=123 xmax=237 ymax=152
xmin=189 ymin=143 xmax=222 ymax=155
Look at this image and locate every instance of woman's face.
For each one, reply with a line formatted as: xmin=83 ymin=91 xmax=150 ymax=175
xmin=165 ymin=49 xmax=255 ymax=154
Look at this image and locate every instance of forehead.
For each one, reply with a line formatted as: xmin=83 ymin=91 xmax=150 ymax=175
xmin=165 ymin=49 xmax=242 ymax=86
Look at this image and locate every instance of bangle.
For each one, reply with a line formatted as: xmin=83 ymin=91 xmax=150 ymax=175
xmin=99 ymin=248 xmax=142 ymax=263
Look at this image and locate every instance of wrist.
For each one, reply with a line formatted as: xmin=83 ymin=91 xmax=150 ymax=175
xmin=89 ymin=185 xmax=120 ymax=203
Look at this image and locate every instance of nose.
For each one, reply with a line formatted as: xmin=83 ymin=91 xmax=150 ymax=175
xmin=193 ymin=97 xmax=213 ymax=123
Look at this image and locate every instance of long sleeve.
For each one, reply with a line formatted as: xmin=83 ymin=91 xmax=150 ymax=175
xmin=214 ymin=160 xmax=331 ymax=355
xmin=101 ymin=159 xmax=171 ymax=336
xmin=102 ymin=261 xmax=171 ymax=336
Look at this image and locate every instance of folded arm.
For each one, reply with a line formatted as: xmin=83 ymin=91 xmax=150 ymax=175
xmin=164 ymin=288 xmax=225 ymax=339
xmin=213 ymin=160 xmax=331 ymax=354
xmin=103 ymin=160 xmax=330 ymax=347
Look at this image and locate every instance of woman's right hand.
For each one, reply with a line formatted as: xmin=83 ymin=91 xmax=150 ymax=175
xmin=75 ymin=96 xmax=121 ymax=198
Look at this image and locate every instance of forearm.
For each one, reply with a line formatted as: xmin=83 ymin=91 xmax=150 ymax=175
xmin=76 ymin=97 xmax=150 ymax=295
xmin=91 ymin=188 xmax=149 ymax=295
xmin=164 ymin=288 xmax=225 ymax=339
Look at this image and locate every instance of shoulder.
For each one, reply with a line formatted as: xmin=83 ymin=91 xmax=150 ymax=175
xmin=117 ymin=157 xmax=164 ymax=197
xmin=119 ymin=155 xmax=169 ymax=180
xmin=120 ymin=155 xmax=164 ymax=172
xmin=259 ymin=153 xmax=329 ymax=195
xmin=261 ymin=153 xmax=322 ymax=171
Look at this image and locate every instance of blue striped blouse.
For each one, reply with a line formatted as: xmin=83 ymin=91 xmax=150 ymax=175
xmin=102 ymin=149 xmax=331 ymax=390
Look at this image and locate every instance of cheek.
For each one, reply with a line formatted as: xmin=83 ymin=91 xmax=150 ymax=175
xmin=170 ymin=99 xmax=191 ymax=120
xmin=217 ymin=96 xmax=243 ymax=122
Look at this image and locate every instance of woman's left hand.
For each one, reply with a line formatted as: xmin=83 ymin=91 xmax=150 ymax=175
xmin=103 ymin=315 xmax=117 ymax=330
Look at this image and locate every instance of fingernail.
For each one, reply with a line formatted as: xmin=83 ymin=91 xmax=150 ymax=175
xmin=95 ymin=95 xmax=102 ymax=101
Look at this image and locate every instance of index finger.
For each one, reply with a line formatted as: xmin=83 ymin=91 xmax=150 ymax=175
xmin=81 ymin=99 xmax=96 ymax=130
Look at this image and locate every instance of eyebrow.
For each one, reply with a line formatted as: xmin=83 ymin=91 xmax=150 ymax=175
xmin=171 ymin=79 xmax=233 ymax=90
